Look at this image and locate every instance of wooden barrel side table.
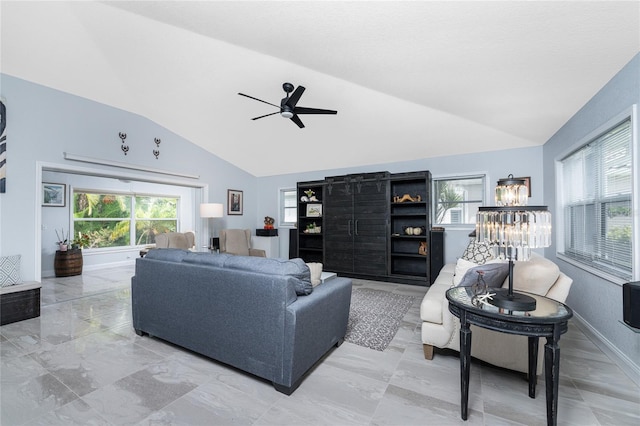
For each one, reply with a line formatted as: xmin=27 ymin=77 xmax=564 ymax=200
xmin=54 ymin=249 xmax=83 ymax=277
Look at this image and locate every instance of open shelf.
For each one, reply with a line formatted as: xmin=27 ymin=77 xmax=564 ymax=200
xmin=297 ymin=180 xmax=325 ymax=263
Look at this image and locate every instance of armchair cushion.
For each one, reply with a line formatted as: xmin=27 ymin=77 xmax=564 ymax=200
xmin=510 ymin=252 xmax=560 ymax=296
xmin=220 ymin=229 xmax=266 ymax=257
xmin=155 ymin=232 xmax=195 ymax=250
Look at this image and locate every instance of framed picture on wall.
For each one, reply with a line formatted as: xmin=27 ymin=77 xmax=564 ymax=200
xmin=227 ymin=189 xmax=243 ymax=215
xmin=42 ymin=183 xmax=66 ymax=207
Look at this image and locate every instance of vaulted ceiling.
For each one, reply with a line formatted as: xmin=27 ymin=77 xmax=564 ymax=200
xmin=2 ymin=1 xmax=638 ymax=176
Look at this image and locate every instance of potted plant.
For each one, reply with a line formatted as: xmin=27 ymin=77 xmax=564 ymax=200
xmin=55 ymin=228 xmax=70 ymax=251
xmin=71 ymin=232 xmax=91 ymax=250
xmin=54 ymin=228 xmax=84 ymax=277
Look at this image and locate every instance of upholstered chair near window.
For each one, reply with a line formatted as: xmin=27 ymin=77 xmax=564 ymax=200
xmin=219 ymin=229 xmax=266 ymax=257
xmin=154 ymin=232 xmax=196 ymax=250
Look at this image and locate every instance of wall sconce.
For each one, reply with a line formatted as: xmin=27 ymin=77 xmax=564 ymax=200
xmin=495 ymin=174 xmax=528 ymax=207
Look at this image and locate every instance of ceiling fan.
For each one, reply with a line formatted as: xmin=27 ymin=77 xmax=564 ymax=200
xmin=238 ymin=82 xmax=337 ymax=128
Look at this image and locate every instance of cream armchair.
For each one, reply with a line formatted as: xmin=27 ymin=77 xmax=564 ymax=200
xmin=420 ymin=252 xmax=572 ymax=375
xmin=154 ymin=232 xmax=195 ymax=250
xmin=219 ymin=229 xmax=266 ymax=257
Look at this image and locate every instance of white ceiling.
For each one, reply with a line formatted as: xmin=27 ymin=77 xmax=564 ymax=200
xmin=2 ymin=1 xmax=639 ymax=176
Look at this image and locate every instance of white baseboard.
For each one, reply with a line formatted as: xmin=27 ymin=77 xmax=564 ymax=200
xmin=573 ymin=312 xmax=640 ymax=387
xmin=83 ymin=259 xmax=136 ymax=272
xmin=42 ymin=259 xmax=136 ymax=278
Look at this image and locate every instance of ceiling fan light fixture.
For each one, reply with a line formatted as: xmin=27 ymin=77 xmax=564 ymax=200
xmin=238 ymin=82 xmax=337 ymax=128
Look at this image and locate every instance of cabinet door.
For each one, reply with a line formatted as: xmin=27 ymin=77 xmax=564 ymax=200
xmin=353 ymin=178 xmax=388 ymax=276
xmin=324 ymin=178 xmax=354 ymax=273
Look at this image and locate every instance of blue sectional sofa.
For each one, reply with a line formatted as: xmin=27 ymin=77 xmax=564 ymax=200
xmin=131 ymin=249 xmax=352 ymax=395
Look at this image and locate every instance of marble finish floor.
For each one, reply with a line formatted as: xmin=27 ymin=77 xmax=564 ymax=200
xmin=1 ymin=265 xmax=639 ymax=425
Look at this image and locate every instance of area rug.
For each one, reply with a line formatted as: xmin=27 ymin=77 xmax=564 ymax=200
xmin=345 ymin=288 xmax=417 ymax=351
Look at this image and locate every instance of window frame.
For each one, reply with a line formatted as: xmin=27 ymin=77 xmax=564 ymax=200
xmin=72 ymin=189 xmax=180 ymax=251
xmin=432 ymin=174 xmax=487 ymax=228
xmin=279 ymin=187 xmax=297 ymax=228
xmin=555 ymin=105 xmax=638 ymax=284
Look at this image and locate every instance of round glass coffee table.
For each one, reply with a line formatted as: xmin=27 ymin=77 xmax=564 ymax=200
xmin=446 ymin=286 xmax=573 ymax=426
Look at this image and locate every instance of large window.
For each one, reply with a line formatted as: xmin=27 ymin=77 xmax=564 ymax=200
xmin=557 ymin=116 xmax=635 ymax=281
xmin=280 ymin=188 xmax=297 ymax=227
xmin=73 ymin=191 xmax=178 ymax=248
xmin=433 ymin=176 xmax=485 ymax=226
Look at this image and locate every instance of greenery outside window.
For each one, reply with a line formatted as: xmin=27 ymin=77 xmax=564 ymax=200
xmin=73 ymin=192 xmax=178 ymax=249
xmin=280 ymin=188 xmax=297 ymax=227
xmin=433 ymin=176 xmax=485 ymax=226
xmin=557 ymin=116 xmax=635 ymax=281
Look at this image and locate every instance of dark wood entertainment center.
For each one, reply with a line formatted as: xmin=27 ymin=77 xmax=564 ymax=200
xmin=296 ymin=170 xmax=444 ymax=285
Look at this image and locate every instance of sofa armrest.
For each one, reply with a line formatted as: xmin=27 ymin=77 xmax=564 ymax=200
xmin=280 ymin=277 xmax=352 ymax=391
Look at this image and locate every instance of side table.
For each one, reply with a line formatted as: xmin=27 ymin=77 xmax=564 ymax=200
xmin=446 ymin=287 xmax=573 ymax=426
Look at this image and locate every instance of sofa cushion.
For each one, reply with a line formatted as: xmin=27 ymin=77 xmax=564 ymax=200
xmin=144 ymin=248 xmax=191 ymax=263
xmin=0 ymin=255 xmax=22 ymax=287
xmin=224 ymin=256 xmax=313 ymax=296
xmin=510 ymin=253 xmax=560 ymax=296
xmin=182 ymin=252 xmax=233 ymax=268
xmin=456 ymin=262 xmax=510 ymax=288
xmin=306 ymin=263 xmax=323 ymax=287
xmin=461 ymin=240 xmax=494 ymax=264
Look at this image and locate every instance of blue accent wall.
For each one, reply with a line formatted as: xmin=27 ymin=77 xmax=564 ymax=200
xmin=542 ymin=53 xmax=639 ymax=379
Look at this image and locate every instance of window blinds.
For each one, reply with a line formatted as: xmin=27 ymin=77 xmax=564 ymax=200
xmin=560 ymin=118 xmax=632 ymax=280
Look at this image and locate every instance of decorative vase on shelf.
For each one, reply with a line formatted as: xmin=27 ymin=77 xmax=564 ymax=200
xmin=58 ymin=243 xmax=68 ymax=252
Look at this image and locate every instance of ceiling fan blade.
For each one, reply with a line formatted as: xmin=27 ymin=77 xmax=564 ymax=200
xmin=251 ymin=111 xmax=280 ymax=120
xmin=294 ymin=106 xmax=338 ymax=115
xmin=238 ymin=93 xmax=281 ymax=109
xmin=285 ymin=86 xmax=305 ymax=108
xmin=290 ymin=114 xmax=305 ymax=128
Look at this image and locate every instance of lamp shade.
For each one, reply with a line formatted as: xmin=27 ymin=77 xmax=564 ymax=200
xmin=476 ymin=206 xmax=551 ymax=261
xmin=200 ymin=203 xmax=224 ymax=218
xmin=495 ymin=174 xmax=528 ymax=207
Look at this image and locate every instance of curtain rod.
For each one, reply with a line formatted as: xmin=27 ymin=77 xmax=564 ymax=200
xmin=63 ymin=152 xmax=200 ymax=179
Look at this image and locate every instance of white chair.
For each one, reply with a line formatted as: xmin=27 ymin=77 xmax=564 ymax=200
xmin=154 ymin=232 xmax=195 ymax=250
xmin=421 ymin=253 xmax=573 ymax=375
xmin=219 ymin=229 xmax=266 ymax=257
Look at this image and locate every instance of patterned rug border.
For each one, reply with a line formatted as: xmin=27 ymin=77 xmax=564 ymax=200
xmin=344 ymin=288 xmax=417 ymax=351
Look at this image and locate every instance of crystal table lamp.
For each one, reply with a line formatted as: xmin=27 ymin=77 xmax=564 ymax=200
xmin=200 ymin=203 xmax=224 ymax=250
xmin=476 ymin=176 xmax=551 ymax=311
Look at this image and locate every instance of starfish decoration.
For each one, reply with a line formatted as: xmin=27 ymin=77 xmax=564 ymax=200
xmin=475 ymin=292 xmax=496 ymax=307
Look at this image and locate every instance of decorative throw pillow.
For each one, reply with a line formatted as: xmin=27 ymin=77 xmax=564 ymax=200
xmin=306 ymin=262 xmax=323 ymax=287
xmin=456 ymin=262 xmax=510 ymax=288
xmin=0 ymin=255 xmax=22 ymax=287
xmin=461 ymin=240 xmax=494 ymax=265
xmin=452 ymin=258 xmax=479 ymax=286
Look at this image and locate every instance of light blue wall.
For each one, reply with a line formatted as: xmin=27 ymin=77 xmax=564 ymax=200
xmin=542 ymin=54 xmax=639 ymax=375
xmin=0 ymin=74 xmax=257 ymax=281
xmin=257 ymin=146 xmax=545 ymax=263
